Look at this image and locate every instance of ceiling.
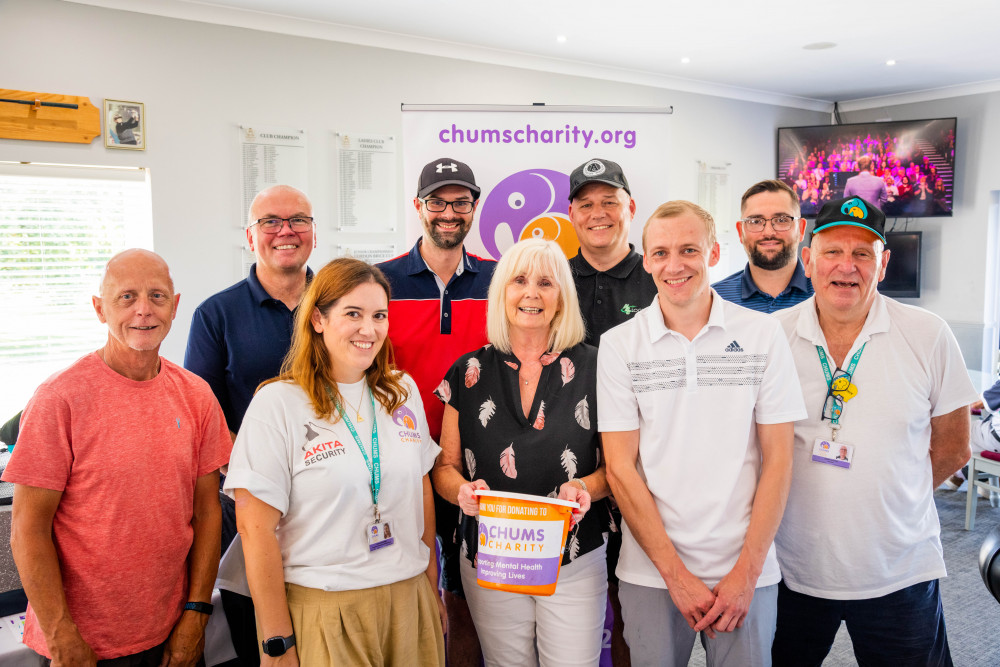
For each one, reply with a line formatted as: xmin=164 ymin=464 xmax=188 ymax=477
xmin=70 ymin=0 xmax=1000 ymax=111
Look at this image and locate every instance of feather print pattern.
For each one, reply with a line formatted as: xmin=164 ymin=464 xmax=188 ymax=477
xmin=479 ymin=398 xmax=496 ymax=428
xmin=500 ymin=443 xmax=517 ymax=478
xmin=560 ymin=445 xmax=578 ymax=480
xmin=464 ymin=358 xmax=481 ymax=388
xmin=434 ymin=378 xmax=451 ymax=404
xmin=539 ymin=351 xmax=560 ymax=366
xmin=574 ymin=397 xmax=590 ymax=430
xmin=465 ymin=449 xmax=477 ymax=480
xmin=504 ymin=360 xmax=519 ymax=371
xmin=560 ymin=357 xmax=576 ymax=385
xmin=532 ymin=401 xmax=546 ymax=430
xmin=568 ymin=532 xmax=581 ymax=561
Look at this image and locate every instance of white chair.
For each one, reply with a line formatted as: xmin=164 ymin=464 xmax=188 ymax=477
xmin=965 ymin=453 xmax=1000 ymax=530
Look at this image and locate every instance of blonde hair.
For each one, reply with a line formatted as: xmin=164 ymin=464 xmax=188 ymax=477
xmin=642 ymin=200 xmax=717 ymax=250
xmin=261 ymin=258 xmax=408 ymax=421
xmin=486 ymin=239 xmax=586 ymax=354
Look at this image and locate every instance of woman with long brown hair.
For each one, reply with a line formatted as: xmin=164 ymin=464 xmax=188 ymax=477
xmin=224 ymin=257 xmax=444 ymax=665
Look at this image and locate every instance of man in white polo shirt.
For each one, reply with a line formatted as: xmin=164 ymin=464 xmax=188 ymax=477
xmin=771 ymin=196 xmax=977 ymax=666
xmin=599 ymin=201 xmax=806 ymax=666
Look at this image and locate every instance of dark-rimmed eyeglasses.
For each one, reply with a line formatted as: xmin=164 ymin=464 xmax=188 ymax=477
xmin=739 ymin=215 xmax=797 ymax=232
xmin=419 ymin=198 xmax=475 ymax=214
xmin=820 ymin=369 xmax=851 ymax=422
xmin=251 ymin=217 xmax=314 ymax=233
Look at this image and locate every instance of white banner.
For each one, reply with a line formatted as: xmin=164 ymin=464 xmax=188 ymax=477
xmin=401 ymin=105 xmax=671 ymax=260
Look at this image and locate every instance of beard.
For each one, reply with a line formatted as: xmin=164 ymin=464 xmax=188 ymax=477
xmin=425 ymin=217 xmax=471 ymax=250
xmin=749 ymin=239 xmax=795 ymax=271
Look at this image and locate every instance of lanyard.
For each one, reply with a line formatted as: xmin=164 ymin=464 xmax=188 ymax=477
xmin=329 ymin=385 xmax=381 ymax=520
xmin=816 ymin=342 xmax=866 ymax=436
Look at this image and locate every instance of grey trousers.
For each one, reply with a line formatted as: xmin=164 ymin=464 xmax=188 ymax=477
xmin=620 ymin=580 xmax=778 ymax=667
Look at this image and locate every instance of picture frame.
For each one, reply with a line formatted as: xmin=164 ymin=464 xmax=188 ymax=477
xmin=104 ymin=99 xmax=145 ymax=150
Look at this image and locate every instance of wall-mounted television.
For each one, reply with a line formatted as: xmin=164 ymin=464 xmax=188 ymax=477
xmin=881 ymin=231 xmax=921 ymax=298
xmin=777 ymin=118 xmax=956 ymax=219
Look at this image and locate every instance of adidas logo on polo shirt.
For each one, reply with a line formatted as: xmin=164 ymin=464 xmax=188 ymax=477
xmin=725 ymin=340 xmax=744 ymax=353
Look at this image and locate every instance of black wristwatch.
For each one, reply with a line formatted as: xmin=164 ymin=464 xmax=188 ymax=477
xmin=261 ymin=634 xmax=295 ymax=657
xmin=183 ymin=601 xmax=214 ymax=615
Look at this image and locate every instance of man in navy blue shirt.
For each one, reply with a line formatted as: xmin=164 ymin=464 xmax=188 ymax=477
xmin=184 ymin=184 xmax=315 ymax=666
xmin=713 ymin=180 xmax=812 ymax=313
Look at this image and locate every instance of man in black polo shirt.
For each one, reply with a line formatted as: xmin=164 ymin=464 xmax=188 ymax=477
xmin=567 ymin=158 xmax=656 ymax=665
xmin=184 ymin=184 xmax=315 ymax=666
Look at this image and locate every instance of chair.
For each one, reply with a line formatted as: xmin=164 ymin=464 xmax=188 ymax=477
xmin=965 ymin=453 xmax=1000 ymax=530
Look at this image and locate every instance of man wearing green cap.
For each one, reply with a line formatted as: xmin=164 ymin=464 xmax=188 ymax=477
xmin=771 ymin=196 xmax=977 ymax=666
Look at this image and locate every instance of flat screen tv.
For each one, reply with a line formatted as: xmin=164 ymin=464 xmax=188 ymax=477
xmin=881 ymin=231 xmax=921 ymax=298
xmin=777 ymin=118 xmax=956 ymax=218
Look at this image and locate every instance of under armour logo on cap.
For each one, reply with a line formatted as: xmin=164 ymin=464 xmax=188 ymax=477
xmin=436 ymin=162 xmax=458 ymax=173
xmin=417 ymin=157 xmax=481 ymax=200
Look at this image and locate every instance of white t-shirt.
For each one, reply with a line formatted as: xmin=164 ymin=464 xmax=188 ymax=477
xmin=598 ymin=292 xmax=807 ymax=589
xmin=224 ymin=375 xmax=440 ymax=591
xmin=775 ymin=295 xmax=978 ymax=599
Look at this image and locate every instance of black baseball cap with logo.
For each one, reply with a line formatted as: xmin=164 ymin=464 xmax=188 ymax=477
xmin=569 ymin=158 xmax=631 ymax=201
xmin=417 ymin=158 xmax=481 ymax=200
xmin=812 ymin=196 xmax=887 ymax=243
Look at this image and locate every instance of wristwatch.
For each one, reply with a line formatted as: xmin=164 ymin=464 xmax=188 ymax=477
xmin=183 ymin=601 xmax=214 ymax=615
xmin=261 ymin=634 xmax=295 ymax=657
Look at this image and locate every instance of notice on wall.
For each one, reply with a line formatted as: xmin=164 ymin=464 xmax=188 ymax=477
xmin=239 ymin=126 xmax=308 ymax=226
xmin=336 ymin=243 xmax=398 ymax=264
xmin=697 ymin=161 xmax=735 ymax=282
xmin=336 ymin=133 xmax=397 ymax=232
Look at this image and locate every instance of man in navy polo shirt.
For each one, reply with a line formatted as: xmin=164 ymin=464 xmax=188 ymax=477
xmin=184 ymin=184 xmax=315 ymax=666
xmin=378 ymin=158 xmax=495 ymax=667
xmin=713 ymin=180 xmax=813 ymax=313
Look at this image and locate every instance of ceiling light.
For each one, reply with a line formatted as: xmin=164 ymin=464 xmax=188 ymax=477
xmin=803 ymin=41 xmax=836 ymax=50
xmin=886 ymin=59 xmax=896 ymax=66
xmin=556 ymin=35 xmax=567 ymax=43
xmin=681 ymin=57 xmax=690 ymax=64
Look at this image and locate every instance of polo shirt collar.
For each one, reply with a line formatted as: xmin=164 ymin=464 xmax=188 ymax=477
xmin=571 ymin=244 xmax=642 ymax=278
xmin=793 ymin=293 xmax=891 ymax=348
xmin=644 ymin=288 xmax=727 ymax=344
xmin=404 ymin=239 xmax=479 ymax=277
xmin=740 ymin=260 xmax=810 ymax=300
xmin=247 ymin=263 xmax=314 ymax=306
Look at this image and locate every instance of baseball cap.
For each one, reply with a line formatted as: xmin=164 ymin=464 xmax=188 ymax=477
xmin=812 ymin=196 xmax=886 ymax=243
xmin=569 ymin=158 xmax=631 ymax=201
xmin=417 ymin=158 xmax=481 ymax=200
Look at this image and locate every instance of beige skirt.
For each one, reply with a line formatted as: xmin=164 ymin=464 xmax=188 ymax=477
xmin=260 ymin=575 xmax=445 ymax=666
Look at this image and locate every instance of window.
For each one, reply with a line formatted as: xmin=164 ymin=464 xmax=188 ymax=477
xmin=0 ymin=162 xmax=153 ymax=421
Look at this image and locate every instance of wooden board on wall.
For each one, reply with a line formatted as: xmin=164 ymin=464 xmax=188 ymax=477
xmin=0 ymin=89 xmax=100 ymax=144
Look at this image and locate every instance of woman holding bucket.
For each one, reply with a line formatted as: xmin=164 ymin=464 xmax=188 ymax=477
xmin=225 ymin=258 xmax=445 ymax=665
xmin=432 ymin=238 xmax=609 ymax=666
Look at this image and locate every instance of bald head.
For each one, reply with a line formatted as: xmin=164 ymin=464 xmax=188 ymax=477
xmin=99 ymin=249 xmax=173 ymax=298
xmin=248 ymin=185 xmax=312 ymax=227
xmin=94 ymin=248 xmax=179 ymax=356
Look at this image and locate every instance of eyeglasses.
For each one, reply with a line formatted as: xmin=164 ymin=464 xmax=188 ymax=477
xmin=419 ymin=198 xmax=475 ymax=214
xmin=739 ymin=215 xmax=797 ymax=232
xmin=252 ymin=217 xmax=314 ymax=233
xmin=820 ymin=369 xmax=851 ymax=422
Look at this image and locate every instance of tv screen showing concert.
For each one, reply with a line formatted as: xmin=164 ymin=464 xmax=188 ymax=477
xmin=777 ymin=118 xmax=956 ymax=218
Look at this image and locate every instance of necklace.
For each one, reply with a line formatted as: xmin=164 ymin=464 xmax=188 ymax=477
xmin=340 ymin=383 xmax=367 ymax=422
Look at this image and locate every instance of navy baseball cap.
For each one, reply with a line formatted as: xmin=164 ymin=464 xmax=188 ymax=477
xmin=812 ymin=196 xmax=886 ymax=243
xmin=569 ymin=158 xmax=631 ymax=201
xmin=417 ymin=158 xmax=481 ymax=200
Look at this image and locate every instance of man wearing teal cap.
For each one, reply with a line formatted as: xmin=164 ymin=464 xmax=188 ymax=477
xmin=771 ymin=196 xmax=978 ymax=666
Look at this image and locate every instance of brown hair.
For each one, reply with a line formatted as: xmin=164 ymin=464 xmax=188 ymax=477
xmin=739 ymin=179 xmax=801 ymax=218
xmin=261 ymin=257 xmax=408 ymax=421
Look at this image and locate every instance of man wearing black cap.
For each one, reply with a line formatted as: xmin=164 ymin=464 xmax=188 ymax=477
xmin=377 ymin=157 xmax=495 ymax=667
xmin=567 ymin=158 xmax=656 ymax=665
xmin=771 ymin=196 xmax=977 ymax=666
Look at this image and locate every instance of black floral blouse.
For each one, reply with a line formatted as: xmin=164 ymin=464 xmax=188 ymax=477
xmin=435 ymin=342 xmax=605 ymax=567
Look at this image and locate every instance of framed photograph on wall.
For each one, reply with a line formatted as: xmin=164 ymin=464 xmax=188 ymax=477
xmin=104 ymin=99 xmax=145 ymax=150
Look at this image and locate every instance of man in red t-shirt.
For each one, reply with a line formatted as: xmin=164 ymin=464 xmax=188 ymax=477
xmin=3 ymin=249 xmax=231 ymax=665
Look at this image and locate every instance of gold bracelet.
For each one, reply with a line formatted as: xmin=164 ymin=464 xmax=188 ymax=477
xmin=570 ymin=477 xmax=588 ymax=493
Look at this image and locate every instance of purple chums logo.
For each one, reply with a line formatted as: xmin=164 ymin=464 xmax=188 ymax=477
xmin=392 ymin=405 xmax=418 ymax=430
xmin=478 ymin=169 xmax=579 ymax=259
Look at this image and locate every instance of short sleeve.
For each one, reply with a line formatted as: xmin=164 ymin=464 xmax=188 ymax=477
xmin=404 ymin=374 xmax=442 ymax=473
xmin=223 ymin=389 xmax=293 ymax=516
xmin=928 ymin=323 xmax=979 ymax=418
xmin=195 ymin=392 xmax=234 ymax=477
xmin=754 ymin=322 xmax=809 ymax=424
xmin=597 ymin=336 xmax=640 ymax=432
xmin=436 ymin=355 xmax=467 ymax=413
xmin=0 ymin=386 xmax=73 ymax=491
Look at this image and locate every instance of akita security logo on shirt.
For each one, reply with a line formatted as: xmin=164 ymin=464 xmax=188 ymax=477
xmin=392 ymin=405 xmax=422 ymax=444
xmin=301 ymin=421 xmax=346 ymax=466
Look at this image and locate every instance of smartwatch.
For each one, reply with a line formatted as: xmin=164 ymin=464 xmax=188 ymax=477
xmin=261 ymin=634 xmax=295 ymax=657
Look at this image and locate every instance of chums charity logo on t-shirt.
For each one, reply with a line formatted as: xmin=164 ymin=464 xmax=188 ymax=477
xmin=392 ymin=405 xmax=422 ymax=444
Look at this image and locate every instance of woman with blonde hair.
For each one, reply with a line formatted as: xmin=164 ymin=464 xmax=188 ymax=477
xmin=225 ymin=257 xmax=444 ymax=665
xmin=432 ymin=238 xmax=609 ymax=666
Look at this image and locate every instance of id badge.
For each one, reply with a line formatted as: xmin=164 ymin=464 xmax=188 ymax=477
xmin=367 ymin=518 xmax=395 ymax=552
xmin=812 ymin=437 xmax=854 ymax=469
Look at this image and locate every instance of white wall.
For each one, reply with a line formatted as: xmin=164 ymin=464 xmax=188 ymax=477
xmin=2 ymin=0 xmax=826 ymax=363
xmin=842 ymin=93 xmax=1000 ymax=371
